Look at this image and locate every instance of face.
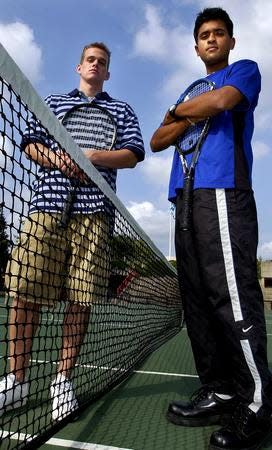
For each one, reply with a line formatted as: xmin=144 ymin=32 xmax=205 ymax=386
xmin=76 ymin=47 xmax=110 ymax=85
xmin=195 ymin=19 xmax=235 ymax=73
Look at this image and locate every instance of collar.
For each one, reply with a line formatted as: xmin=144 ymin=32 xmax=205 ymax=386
xmin=68 ymin=88 xmax=112 ymax=101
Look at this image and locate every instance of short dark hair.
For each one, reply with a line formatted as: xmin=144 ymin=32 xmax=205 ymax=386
xmin=193 ymin=7 xmax=233 ymax=42
xmin=80 ymin=42 xmax=111 ymax=68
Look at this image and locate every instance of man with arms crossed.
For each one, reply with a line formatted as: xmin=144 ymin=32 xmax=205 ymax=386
xmin=151 ymin=8 xmax=272 ymax=450
xmin=1 ymin=42 xmax=145 ymax=421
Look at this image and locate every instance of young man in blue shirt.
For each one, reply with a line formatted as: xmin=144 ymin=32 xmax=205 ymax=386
xmin=151 ymin=7 xmax=272 ymax=450
xmin=1 ymin=42 xmax=145 ymax=422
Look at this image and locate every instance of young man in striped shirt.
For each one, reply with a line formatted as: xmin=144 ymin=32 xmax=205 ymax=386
xmin=1 ymin=42 xmax=145 ymax=422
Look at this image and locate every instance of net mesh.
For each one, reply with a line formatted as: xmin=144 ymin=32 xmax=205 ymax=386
xmin=0 ymin=47 xmax=183 ymax=449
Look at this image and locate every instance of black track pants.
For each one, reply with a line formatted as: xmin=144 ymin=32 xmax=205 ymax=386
xmin=175 ymin=188 xmax=272 ymax=412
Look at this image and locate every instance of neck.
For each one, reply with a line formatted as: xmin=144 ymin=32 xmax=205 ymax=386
xmin=78 ymin=80 xmax=103 ymax=97
xmin=205 ymin=60 xmax=229 ymax=74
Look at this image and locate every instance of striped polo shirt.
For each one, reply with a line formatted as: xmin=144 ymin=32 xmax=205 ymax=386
xmin=22 ymin=89 xmax=145 ymax=215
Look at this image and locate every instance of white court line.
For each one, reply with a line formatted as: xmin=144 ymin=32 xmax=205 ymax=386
xmin=44 ymin=437 xmax=132 ymax=449
xmin=1 ymin=432 xmax=132 ymax=450
xmin=0 ymin=354 xmax=198 ymax=379
xmin=32 ymin=358 xmax=198 ymax=379
xmin=0 ymin=356 xmax=198 ymax=379
xmin=134 ymin=369 xmax=198 ymax=378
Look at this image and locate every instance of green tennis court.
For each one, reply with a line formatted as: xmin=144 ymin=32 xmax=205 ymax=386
xmin=2 ymin=307 xmax=272 ymax=449
xmin=0 ymin=292 xmax=181 ymax=449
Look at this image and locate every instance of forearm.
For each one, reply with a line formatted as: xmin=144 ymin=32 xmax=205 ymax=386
xmin=174 ymin=86 xmax=244 ymax=122
xmin=25 ymin=142 xmax=85 ymax=180
xmin=24 ymin=142 xmax=58 ymax=168
xmin=84 ymin=148 xmax=138 ymax=169
xmin=150 ymin=86 xmax=244 ymax=152
xmin=150 ymin=115 xmax=190 ymax=152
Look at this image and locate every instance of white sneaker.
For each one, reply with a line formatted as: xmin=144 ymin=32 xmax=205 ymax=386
xmin=0 ymin=374 xmax=29 ymax=417
xmin=50 ymin=374 xmax=78 ymax=422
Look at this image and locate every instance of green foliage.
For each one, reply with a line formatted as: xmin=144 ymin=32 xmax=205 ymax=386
xmin=109 ymin=234 xmax=171 ymax=277
xmin=168 ymin=259 xmax=177 ymax=269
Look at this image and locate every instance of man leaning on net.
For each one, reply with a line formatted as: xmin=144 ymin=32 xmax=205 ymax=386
xmin=0 ymin=42 xmax=145 ymax=422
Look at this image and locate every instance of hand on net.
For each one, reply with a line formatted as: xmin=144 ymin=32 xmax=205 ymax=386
xmin=55 ymin=149 xmax=86 ymax=182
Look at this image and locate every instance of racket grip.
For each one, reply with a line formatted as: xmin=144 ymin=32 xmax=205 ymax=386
xmin=180 ymin=173 xmax=194 ymax=231
xmin=58 ymin=190 xmax=75 ymax=228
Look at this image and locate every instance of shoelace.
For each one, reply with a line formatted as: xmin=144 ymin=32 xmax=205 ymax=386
xmin=190 ymin=385 xmax=215 ymax=406
xmin=230 ymin=403 xmax=252 ymax=435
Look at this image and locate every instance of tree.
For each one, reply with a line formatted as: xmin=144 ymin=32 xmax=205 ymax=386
xmin=0 ymin=204 xmax=10 ymax=292
xmin=108 ymin=233 xmax=177 ymax=297
xmin=169 ymin=259 xmax=177 ymax=269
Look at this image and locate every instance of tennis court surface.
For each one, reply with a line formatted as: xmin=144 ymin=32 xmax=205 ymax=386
xmin=1 ymin=312 xmax=271 ymax=450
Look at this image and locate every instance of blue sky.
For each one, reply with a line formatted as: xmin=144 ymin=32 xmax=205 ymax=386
xmin=0 ymin=0 xmax=271 ymax=259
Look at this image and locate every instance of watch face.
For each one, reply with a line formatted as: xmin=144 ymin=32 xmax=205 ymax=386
xmin=169 ymin=104 xmax=177 ymax=116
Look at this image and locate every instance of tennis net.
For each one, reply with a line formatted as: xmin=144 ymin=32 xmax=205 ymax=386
xmin=0 ymin=43 xmax=183 ymax=450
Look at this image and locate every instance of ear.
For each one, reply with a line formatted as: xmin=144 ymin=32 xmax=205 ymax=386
xmin=105 ymin=71 xmax=110 ymax=81
xmin=230 ymin=37 xmax=236 ymax=50
xmin=76 ymin=64 xmax=81 ymax=75
xmin=195 ymin=44 xmax=200 ymax=57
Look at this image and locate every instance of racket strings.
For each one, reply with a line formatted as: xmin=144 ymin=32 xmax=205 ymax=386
xmin=177 ymin=122 xmax=205 ymax=154
xmin=188 ymin=82 xmax=209 ymax=98
xmin=63 ymin=106 xmax=116 ymax=151
xmin=177 ymin=80 xmax=214 ymax=154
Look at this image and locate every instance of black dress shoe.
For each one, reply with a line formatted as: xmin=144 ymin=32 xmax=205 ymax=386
xmin=209 ymin=403 xmax=272 ymax=449
xmin=167 ymin=385 xmax=237 ymax=427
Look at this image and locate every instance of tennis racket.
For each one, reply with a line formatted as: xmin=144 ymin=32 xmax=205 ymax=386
xmin=175 ymin=79 xmax=215 ymax=231
xmin=58 ymin=103 xmax=117 ymax=228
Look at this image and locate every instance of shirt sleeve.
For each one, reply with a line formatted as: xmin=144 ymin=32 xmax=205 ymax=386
xmin=21 ymin=95 xmax=57 ymax=151
xmin=118 ymin=103 xmax=145 ymax=162
xmin=224 ymin=59 xmax=261 ymax=111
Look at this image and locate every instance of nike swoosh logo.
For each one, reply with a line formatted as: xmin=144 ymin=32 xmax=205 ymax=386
xmin=242 ymin=325 xmax=253 ymax=333
xmin=202 ymin=401 xmax=216 ymax=408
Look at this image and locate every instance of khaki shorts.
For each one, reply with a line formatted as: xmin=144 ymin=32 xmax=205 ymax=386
xmin=5 ymin=212 xmax=110 ymax=306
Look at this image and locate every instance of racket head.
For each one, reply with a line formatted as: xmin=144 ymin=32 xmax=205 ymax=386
xmin=62 ymin=103 xmax=117 ymax=151
xmin=176 ymin=79 xmax=215 ymax=155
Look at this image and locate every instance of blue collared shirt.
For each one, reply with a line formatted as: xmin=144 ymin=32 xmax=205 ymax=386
xmin=168 ymin=59 xmax=261 ymax=202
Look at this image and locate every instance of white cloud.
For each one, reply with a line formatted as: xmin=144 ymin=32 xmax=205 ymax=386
xmin=253 ymin=140 xmax=271 ymax=160
xmin=134 ymin=4 xmax=169 ymax=60
xmin=258 ymin=241 xmax=272 ymax=260
xmin=141 ymin=154 xmax=172 ymax=188
xmin=128 ymin=200 xmax=169 ymax=233
xmin=0 ymin=21 xmax=42 ymax=84
xmin=133 ymin=4 xmax=199 ymax=97
xmin=127 ymin=200 xmax=174 ymax=256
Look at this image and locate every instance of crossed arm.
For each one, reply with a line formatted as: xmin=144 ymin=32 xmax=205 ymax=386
xmin=24 ymin=143 xmax=138 ymax=181
xmin=150 ymin=85 xmax=244 ymax=152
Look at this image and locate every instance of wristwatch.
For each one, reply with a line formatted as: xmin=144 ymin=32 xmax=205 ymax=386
xmin=168 ymin=104 xmax=179 ymax=119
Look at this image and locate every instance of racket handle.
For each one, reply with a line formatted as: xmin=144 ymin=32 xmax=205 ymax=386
xmin=180 ymin=173 xmax=194 ymax=231
xmin=58 ymin=190 xmax=76 ymax=228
